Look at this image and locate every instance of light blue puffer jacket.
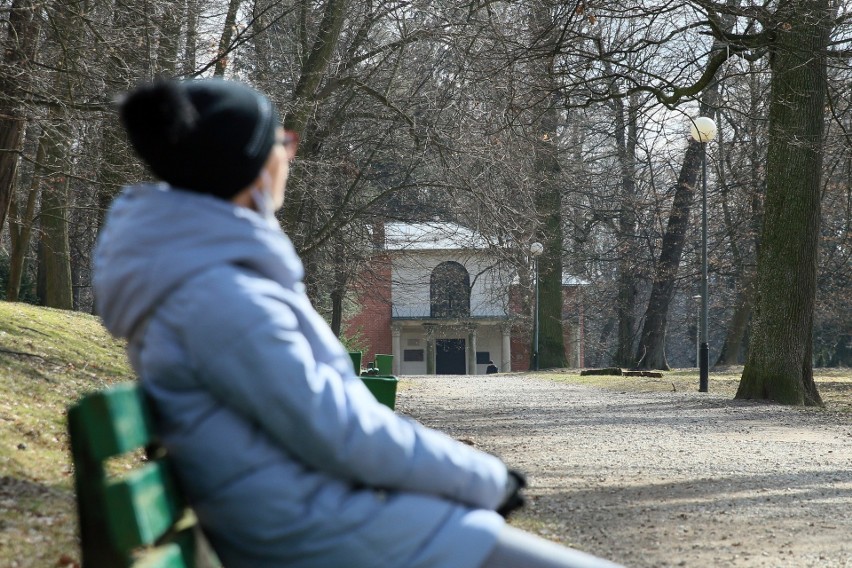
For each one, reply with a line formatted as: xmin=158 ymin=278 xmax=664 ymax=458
xmin=93 ymin=184 xmax=507 ymax=568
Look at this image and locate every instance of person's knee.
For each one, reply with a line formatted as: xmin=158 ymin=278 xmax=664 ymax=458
xmin=478 ymin=525 xmax=624 ymax=568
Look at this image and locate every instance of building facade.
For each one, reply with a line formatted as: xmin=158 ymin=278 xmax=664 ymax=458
xmin=346 ymin=222 xmax=584 ymax=375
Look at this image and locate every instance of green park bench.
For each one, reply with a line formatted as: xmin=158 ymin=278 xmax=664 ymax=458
xmin=68 ymin=383 xmax=220 ymax=568
xmin=67 ymin=358 xmax=396 ymax=567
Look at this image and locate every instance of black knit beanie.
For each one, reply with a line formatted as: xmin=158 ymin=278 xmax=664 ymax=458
xmin=119 ymin=79 xmax=279 ymax=199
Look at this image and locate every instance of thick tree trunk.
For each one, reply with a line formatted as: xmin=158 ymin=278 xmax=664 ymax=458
xmin=0 ymin=0 xmax=41 ymax=237
xmin=536 ymin=180 xmax=568 ymax=370
xmin=32 ymin=1 xmax=90 ymax=310
xmin=737 ymin=0 xmax=829 ymax=405
xmin=251 ymin=0 xmax=274 ymax=78
xmin=613 ymin=96 xmax=639 ymax=367
xmin=527 ymin=1 xmax=567 ymax=370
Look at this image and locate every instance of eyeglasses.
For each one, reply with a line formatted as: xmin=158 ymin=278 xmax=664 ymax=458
xmin=276 ymin=130 xmax=300 ymax=161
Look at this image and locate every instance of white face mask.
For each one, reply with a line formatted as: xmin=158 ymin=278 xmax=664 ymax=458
xmin=250 ymin=172 xmax=278 ymax=227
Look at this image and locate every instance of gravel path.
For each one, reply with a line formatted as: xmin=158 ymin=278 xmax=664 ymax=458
xmin=396 ymin=374 xmax=852 ymax=568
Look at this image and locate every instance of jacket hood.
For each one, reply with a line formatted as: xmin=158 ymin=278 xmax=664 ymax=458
xmin=93 ymin=183 xmax=304 ymax=340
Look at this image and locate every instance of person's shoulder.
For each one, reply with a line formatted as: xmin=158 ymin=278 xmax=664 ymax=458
xmin=167 ymin=264 xmax=299 ymax=338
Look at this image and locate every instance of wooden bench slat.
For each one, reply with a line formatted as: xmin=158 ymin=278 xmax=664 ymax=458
xmin=72 ymin=382 xmax=153 ymax=461
xmin=131 ymin=539 xmax=192 ymax=568
xmin=106 ymin=461 xmax=184 ymax=550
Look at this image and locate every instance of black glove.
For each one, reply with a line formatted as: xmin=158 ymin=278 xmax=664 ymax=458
xmin=496 ymin=469 xmax=527 ymax=519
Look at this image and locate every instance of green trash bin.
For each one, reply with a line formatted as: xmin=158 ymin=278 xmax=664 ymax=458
xmin=375 ymin=354 xmax=393 ymax=375
xmin=348 ymin=351 xmax=362 ymax=375
xmin=360 ymin=376 xmax=398 ymax=410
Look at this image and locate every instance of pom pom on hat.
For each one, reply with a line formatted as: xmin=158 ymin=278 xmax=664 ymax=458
xmin=119 ymin=79 xmax=279 ymax=199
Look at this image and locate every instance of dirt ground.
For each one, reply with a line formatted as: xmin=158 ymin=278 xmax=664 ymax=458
xmin=397 ymin=374 xmax=852 ymax=568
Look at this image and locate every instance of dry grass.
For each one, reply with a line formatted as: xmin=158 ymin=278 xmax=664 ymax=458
xmin=537 ymin=366 xmax=852 ymax=413
xmin=0 ymin=301 xmax=133 ymax=568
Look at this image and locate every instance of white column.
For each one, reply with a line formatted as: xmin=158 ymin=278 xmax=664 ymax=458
xmin=467 ymin=324 xmax=478 ymax=375
xmin=501 ymin=323 xmax=512 ymax=373
xmin=467 ymin=324 xmax=477 ymax=375
xmin=391 ymin=323 xmax=402 ymax=375
xmin=423 ymin=323 xmax=436 ymax=375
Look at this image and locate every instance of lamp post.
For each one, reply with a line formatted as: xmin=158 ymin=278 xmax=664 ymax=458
xmin=690 ymin=116 xmax=716 ymax=393
xmin=530 ymin=241 xmax=544 ymax=371
xmin=692 ymin=294 xmax=702 ymax=369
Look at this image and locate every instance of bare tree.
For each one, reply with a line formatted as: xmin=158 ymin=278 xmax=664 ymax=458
xmin=737 ymin=0 xmax=832 ymax=405
xmin=0 ymin=0 xmax=41 ymax=236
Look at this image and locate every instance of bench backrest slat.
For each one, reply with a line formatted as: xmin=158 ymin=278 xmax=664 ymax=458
xmin=131 ymin=541 xmax=189 ymax=568
xmin=71 ymin=382 xmax=152 ymax=461
xmin=106 ymin=461 xmax=184 ymax=551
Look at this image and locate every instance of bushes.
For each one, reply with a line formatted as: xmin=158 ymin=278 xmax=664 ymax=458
xmin=0 ymin=252 xmax=39 ymax=304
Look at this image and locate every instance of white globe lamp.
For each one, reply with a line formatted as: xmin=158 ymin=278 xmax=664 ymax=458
xmin=690 ymin=117 xmax=717 ymax=143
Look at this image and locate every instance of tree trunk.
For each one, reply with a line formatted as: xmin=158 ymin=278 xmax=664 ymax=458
xmin=536 ymin=182 xmax=568 ymax=370
xmin=36 ymin=122 xmax=74 ymax=310
xmin=184 ymin=0 xmax=199 ymax=74
xmin=0 ymin=0 xmax=41 ymax=237
xmin=282 ymin=0 xmax=349 ymax=239
xmin=714 ymin=279 xmax=753 ymax=366
xmin=634 ymin=11 xmax=735 ymax=370
xmin=329 ymin=229 xmax=349 ymax=336
xmin=156 ymin=0 xmax=184 ymax=76
xmin=97 ymin=0 xmax=152 ymax=227
xmin=6 ymin=131 xmax=44 ymax=302
xmin=32 ymin=0 xmax=92 ymax=310
xmin=737 ymin=0 xmax=829 ymax=405
xmin=714 ymin=119 xmax=761 ymax=367
xmin=613 ymin=95 xmax=639 ymax=367
xmin=214 ymin=0 xmax=242 ymax=76
xmin=634 ymin=141 xmax=703 ymax=369
xmin=529 ymin=2 xmax=567 ymax=370
xmin=251 ymin=0 xmax=274 ymax=79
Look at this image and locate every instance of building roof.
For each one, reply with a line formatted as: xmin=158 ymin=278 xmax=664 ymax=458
xmin=562 ymin=275 xmax=591 ymax=286
xmin=383 ymin=222 xmax=492 ymax=251
xmin=382 ymin=222 xmax=589 ymax=285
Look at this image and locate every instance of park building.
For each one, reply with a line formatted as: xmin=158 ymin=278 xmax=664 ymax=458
xmin=345 ymin=221 xmax=586 ymax=376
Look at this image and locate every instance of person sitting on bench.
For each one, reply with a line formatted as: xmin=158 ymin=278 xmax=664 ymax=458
xmin=93 ymin=78 xmax=622 ymax=568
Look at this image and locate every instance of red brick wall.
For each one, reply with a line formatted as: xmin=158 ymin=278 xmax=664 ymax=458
xmin=510 ymin=328 xmax=531 ymax=371
xmin=345 ymin=253 xmax=393 ymax=365
xmin=508 ymin=284 xmax=531 ymax=371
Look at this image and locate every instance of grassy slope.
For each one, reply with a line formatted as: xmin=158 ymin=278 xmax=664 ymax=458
xmin=0 ymin=301 xmax=848 ymax=566
xmin=537 ymin=367 xmax=852 ymax=413
xmin=0 ymin=301 xmax=133 ymax=568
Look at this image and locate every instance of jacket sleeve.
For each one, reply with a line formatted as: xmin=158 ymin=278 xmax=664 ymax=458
xmin=178 ymin=267 xmax=508 ymax=511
